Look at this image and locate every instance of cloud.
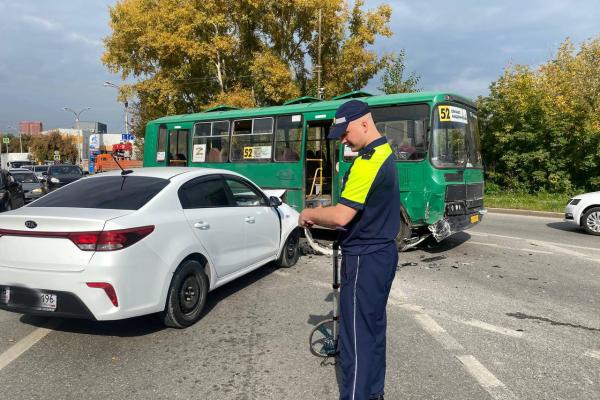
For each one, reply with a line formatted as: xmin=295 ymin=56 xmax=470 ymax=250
xmin=17 ymin=12 xmax=102 ymax=48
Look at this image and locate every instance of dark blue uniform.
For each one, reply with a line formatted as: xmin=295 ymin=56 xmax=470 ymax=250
xmin=337 ymin=136 xmax=400 ymax=400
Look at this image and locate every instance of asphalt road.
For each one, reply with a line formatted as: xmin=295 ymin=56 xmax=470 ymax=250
xmin=0 ymin=213 xmax=598 ymax=399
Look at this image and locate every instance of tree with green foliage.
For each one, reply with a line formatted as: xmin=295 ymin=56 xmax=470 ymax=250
xmin=478 ymin=37 xmax=600 ymax=193
xmin=28 ymin=132 xmax=79 ymax=165
xmin=378 ymin=49 xmax=420 ymax=94
xmin=102 ymin=0 xmax=394 ymax=160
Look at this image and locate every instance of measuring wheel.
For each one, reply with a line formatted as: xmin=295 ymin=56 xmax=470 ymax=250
xmin=306 ymin=228 xmax=341 ymax=359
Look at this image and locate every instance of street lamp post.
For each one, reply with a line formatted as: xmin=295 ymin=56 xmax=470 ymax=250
xmin=63 ymin=106 xmax=91 ymax=164
xmin=103 ymin=81 xmax=129 ymax=135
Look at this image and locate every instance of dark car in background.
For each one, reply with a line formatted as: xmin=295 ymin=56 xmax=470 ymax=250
xmin=0 ymin=169 xmax=25 ymax=212
xmin=43 ymin=164 xmax=85 ymax=192
xmin=32 ymin=165 xmax=50 ymax=181
xmin=9 ymin=168 xmax=47 ymax=203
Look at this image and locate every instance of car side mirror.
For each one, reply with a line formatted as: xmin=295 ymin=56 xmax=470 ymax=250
xmin=269 ymin=196 xmax=282 ymax=207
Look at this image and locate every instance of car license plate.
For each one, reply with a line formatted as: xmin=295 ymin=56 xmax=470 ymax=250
xmin=39 ymin=293 xmax=57 ymax=311
xmin=470 ymin=215 xmax=479 ymax=224
xmin=0 ymin=287 xmax=10 ymax=304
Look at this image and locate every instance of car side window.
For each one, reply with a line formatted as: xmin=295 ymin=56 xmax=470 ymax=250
xmin=178 ymin=177 xmax=232 ymax=209
xmin=223 ymin=178 xmax=267 ymax=207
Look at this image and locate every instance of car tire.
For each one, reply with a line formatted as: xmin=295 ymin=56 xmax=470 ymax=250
xmin=276 ymin=228 xmax=300 ymax=268
xmin=161 ymin=259 xmax=209 ymax=328
xmin=582 ymin=207 xmax=600 ymax=236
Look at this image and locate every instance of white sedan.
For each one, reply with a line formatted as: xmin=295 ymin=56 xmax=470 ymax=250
xmin=564 ymin=191 xmax=600 ymax=235
xmin=0 ymin=168 xmax=300 ymax=328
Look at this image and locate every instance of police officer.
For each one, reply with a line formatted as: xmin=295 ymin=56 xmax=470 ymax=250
xmin=299 ymin=100 xmax=400 ymax=400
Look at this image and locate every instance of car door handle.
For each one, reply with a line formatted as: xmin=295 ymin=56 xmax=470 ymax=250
xmin=194 ymin=221 xmax=210 ymax=230
xmin=244 ymin=216 xmax=255 ymax=224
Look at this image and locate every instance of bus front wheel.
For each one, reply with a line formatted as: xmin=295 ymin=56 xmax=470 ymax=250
xmin=396 ymin=218 xmax=412 ymax=252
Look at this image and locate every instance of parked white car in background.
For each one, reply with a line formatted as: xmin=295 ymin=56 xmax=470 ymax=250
xmin=0 ymin=168 xmax=300 ymax=328
xmin=564 ymin=191 xmax=600 ymax=236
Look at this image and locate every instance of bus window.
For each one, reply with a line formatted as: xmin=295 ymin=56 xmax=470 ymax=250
xmin=231 ymin=117 xmax=273 ymax=162
xmin=364 ymin=104 xmax=429 ymax=162
xmin=192 ymin=120 xmax=230 ymax=163
xmin=156 ymin=125 xmax=167 ymax=162
xmin=274 ymin=115 xmax=302 ymax=162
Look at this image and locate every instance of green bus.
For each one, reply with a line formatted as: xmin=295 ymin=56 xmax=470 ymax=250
xmin=143 ymin=91 xmax=485 ymax=249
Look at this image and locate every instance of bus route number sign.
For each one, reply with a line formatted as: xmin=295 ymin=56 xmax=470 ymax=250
xmin=439 ymin=106 xmax=468 ymax=124
xmin=243 ymin=147 xmax=254 ymax=159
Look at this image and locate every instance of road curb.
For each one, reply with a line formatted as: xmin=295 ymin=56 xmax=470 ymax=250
xmin=486 ymin=207 xmax=563 ymax=219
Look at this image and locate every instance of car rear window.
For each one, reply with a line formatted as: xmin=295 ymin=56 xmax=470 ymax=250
xmin=48 ymin=166 xmax=82 ymax=176
xmin=29 ymin=176 xmax=169 ymax=210
xmin=12 ymin=172 xmax=38 ymax=183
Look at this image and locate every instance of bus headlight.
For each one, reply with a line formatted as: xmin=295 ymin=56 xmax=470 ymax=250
xmin=32 ymin=188 xmax=43 ymax=194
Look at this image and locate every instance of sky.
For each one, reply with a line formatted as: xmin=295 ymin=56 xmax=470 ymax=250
xmin=0 ymin=0 xmax=599 ymax=134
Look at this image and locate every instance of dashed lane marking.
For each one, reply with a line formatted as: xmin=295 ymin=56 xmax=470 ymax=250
xmin=530 ymin=241 xmax=600 ymax=265
xmin=0 ymin=319 xmax=59 ymax=371
xmin=470 ymin=231 xmax=600 ymax=253
xmin=457 ymin=355 xmax=518 ymax=400
xmin=585 ymin=349 xmax=600 ymax=360
xmin=469 ymin=241 xmax=554 ymax=255
xmin=413 ymin=313 xmax=465 ymax=352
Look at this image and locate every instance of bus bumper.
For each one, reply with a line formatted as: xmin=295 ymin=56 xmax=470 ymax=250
xmin=428 ymin=209 xmax=486 ymax=242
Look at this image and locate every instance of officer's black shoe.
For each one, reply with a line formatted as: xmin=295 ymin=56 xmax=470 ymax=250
xmin=369 ymin=396 xmax=384 ymax=400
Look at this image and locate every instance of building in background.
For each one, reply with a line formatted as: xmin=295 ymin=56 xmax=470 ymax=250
xmin=19 ymin=121 xmax=43 ymax=135
xmin=79 ymin=121 xmax=107 ymax=134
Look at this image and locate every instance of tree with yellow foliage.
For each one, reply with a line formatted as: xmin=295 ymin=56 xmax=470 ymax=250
xmin=102 ymin=0 xmax=393 ymax=151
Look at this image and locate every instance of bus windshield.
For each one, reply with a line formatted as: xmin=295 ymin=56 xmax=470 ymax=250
xmin=431 ymin=105 xmax=482 ymax=168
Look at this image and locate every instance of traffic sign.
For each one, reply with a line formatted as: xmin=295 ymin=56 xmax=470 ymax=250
xmin=54 ymin=150 xmax=60 ymax=156
xmin=121 ymin=134 xmax=134 ymax=141
xmin=2 ymin=137 xmax=9 ymax=144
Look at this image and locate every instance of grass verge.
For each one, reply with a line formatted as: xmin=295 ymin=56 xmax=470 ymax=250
xmin=485 ymin=191 xmax=573 ymax=213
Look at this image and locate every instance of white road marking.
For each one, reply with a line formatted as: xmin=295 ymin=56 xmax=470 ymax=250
xmin=413 ymin=313 xmax=464 ymax=352
xmin=457 ymin=355 xmax=504 ymax=387
xmin=585 ymin=349 xmax=600 ymax=360
xmin=0 ymin=319 xmax=59 ymax=371
xmin=471 ymin=231 xmax=600 ymax=253
xmin=463 ymin=319 xmax=524 ymax=338
xmin=531 ymin=241 xmax=600 ymax=264
xmin=469 ymin=241 xmax=554 ymax=255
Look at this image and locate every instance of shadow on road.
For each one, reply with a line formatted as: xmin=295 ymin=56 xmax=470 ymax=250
xmin=20 ymin=262 xmax=284 ymax=337
xmin=410 ymin=231 xmax=472 ymax=254
xmin=546 ymin=221 xmax=584 ymax=234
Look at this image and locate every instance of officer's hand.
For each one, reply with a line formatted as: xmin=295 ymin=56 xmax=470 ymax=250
xmin=298 ymin=210 xmax=315 ymax=228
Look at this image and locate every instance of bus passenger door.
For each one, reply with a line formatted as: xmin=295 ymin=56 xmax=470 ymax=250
xmin=304 ymin=120 xmax=335 ymax=208
xmin=168 ymin=129 xmax=189 ymax=166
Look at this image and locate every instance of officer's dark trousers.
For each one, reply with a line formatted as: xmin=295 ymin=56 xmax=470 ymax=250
xmin=338 ymin=243 xmax=398 ymax=400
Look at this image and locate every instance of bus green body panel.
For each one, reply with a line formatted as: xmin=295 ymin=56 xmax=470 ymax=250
xmin=143 ymin=91 xmax=485 ymax=239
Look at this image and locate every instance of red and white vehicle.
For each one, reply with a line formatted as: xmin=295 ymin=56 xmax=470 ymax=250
xmin=0 ymin=168 xmax=300 ymax=328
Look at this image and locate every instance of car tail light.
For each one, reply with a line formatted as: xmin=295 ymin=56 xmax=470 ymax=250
xmin=68 ymin=226 xmax=154 ymax=251
xmin=0 ymin=225 xmax=154 ymax=251
xmin=86 ymin=282 xmax=118 ymax=307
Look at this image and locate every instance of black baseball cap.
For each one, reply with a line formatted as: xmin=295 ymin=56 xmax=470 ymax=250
xmin=328 ymin=100 xmax=370 ymax=139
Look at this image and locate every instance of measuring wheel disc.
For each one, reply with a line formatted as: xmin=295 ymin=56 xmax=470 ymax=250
xmin=309 ymin=319 xmax=338 ymax=358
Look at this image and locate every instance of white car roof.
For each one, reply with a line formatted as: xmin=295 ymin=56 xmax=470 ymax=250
xmin=91 ymin=167 xmax=243 ymax=180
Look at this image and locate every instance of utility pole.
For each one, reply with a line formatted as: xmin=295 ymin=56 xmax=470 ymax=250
xmin=316 ymin=9 xmax=324 ymax=99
